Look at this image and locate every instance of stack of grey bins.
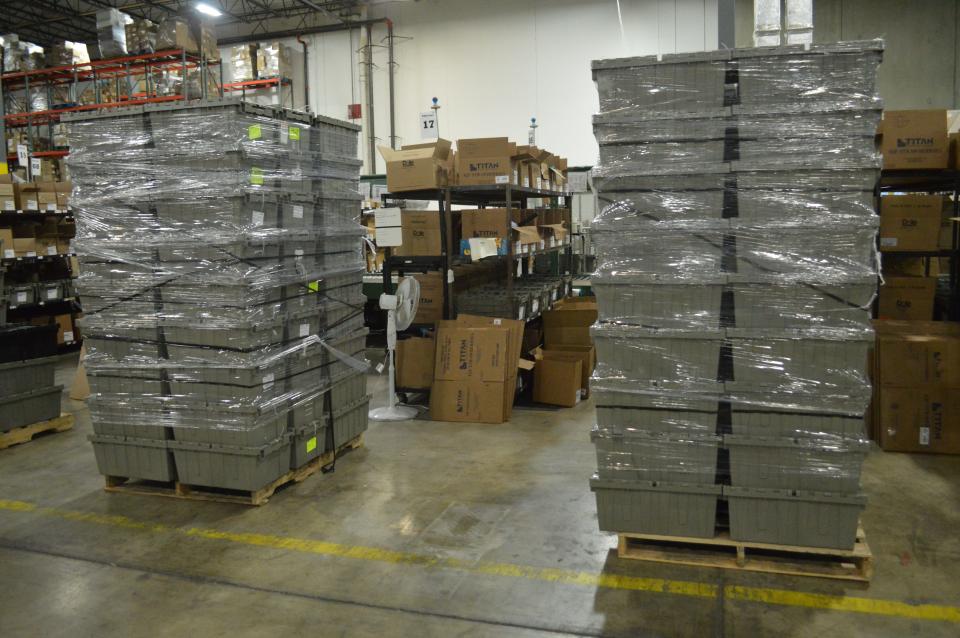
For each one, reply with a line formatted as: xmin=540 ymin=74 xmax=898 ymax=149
xmin=64 ymin=98 xmax=371 ymax=492
xmin=588 ymin=41 xmax=883 ymax=549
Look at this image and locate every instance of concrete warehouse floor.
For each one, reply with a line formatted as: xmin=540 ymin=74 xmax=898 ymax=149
xmin=0 ymin=352 xmax=958 ymax=638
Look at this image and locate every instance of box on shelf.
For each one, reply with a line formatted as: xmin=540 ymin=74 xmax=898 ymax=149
xmin=0 ymin=228 xmax=13 ymax=258
xmin=396 ymin=335 xmax=435 ymax=390
xmin=412 ymin=271 xmax=444 ymax=324
xmin=157 ymin=17 xmax=199 ymax=53
xmin=533 ymin=355 xmax=582 ymax=407
xmin=379 ymin=139 xmax=453 ymax=192
xmin=456 ymin=138 xmax=517 ymax=186
xmin=879 ymin=194 xmax=944 ymax=251
xmin=0 ymin=181 xmax=16 ymax=211
xmin=394 ymin=211 xmax=441 ymax=256
xmin=37 ymin=183 xmax=59 ymax=212
xmin=16 ymin=183 xmax=39 ymax=211
xmin=461 ymin=208 xmax=511 ymax=240
xmin=543 ymin=297 xmax=598 ymax=347
xmin=880 ymin=110 xmax=949 ymax=170
xmin=882 ymin=255 xmax=939 ymax=278
xmin=877 ymin=276 xmax=936 ymax=321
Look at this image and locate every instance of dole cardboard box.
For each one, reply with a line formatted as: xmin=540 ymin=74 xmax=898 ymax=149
xmin=396 ymin=334 xmax=436 ymax=390
xmin=877 ymin=276 xmax=936 ymax=321
xmin=379 ymin=139 xmax=453 ymax=192
xmin=880 ymin=110 xmax=948 ymax=170
xmin=456 ymin=137 xmax=517 ymax=186
xmin=394 ymin=211 xmax=442 ymax=256
xmin=879 ymin=194 xmax=943 ymax=252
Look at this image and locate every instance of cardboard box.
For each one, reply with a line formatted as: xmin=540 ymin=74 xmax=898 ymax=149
xmin=13 ymin=238 xmax=38 ymax=257
xmin=877 ymin=277 xmax=936 ymax=321
xmin=461 ymin=208 xmax=511 ymax=240
xmin=456 ymin=138 xmax=517 ymax=186
xmin=879 ymin=195 xmax=944 ymax=251
xmin=430 ymin=321 xmax=513 ymax=423
xmin=396 ymin=335 xmax=435 ymax=390
xmin=394 ymin=211 xmax=442 ymax=256
xmin=413 ymin=271 xmax=444 ymax=324
xmin=533 ymin=356 xmax=582 ymax=407
xmin=540 ymin=223 xmax=567 ymax=247
xmin=540 ymin=345 xmax=595 ymax=397
xmin=950 ymin=132 xmax=960 ymax=169
xmin=514 ymin=226 xmax=542 ymax=253
xmin=877 ymin=388 xmax=960 ymax=454
xmin=877 ymin=332 xmax=960 ymax=388
xmin=454 ymin=314 xmax=524 ymax=420
xmin=56 ymin=193 xmax=69 ymax=209
xmin=379 ymin=139 xmax=453 ymax=192
xmin=882 ymin=255 xmax=939 ymax=278
xmin=543 ymin=298 xmax=598 ymax=347
xmin=0 ymin=183 xmax=16 ymax=211
xmin=880 ymin=110 xmax=949 ymax=170
xmin=16 ymin=183 xmax=38 ymax=211
xmin=0 ymin=228 xmax=13 ymax=258
xmin=54 ymin=313 xmax=75 ymax=344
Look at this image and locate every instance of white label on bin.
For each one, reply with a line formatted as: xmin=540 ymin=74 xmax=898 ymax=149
xmin=281 ymin=123 xmax=289 ymax=144
xmin=292 ymin=204 xmax=304 ymax=219
xmin=880 ymin=237 xmax=897 ymax=247
xmin=16 ymin=291 xmax=27 ymax=303
xmin=294 ymin=248 xmax=304 ymax=256
xmin=375 ymin=361 xmax=385 ymax=374
xmin=262 ymin=373 xmax=275 ymax=389
xmin=299 ymin=322 xmax=310 ymax=337
xmin=63 ymin=331 xmax=74 ymax=343
xmin=46 ymin=245 xmax=57 ymax=256
xmin=551 ymin=290 xmax=558 ymax=301
xmin=919 ymin=426 xmax=930 ymax=445
xmin=518 ymin=306 xmax=526 ymax=320
xmin=516 ymin=259 xmax=522 ymax=278
xmin=251 ymin=210 xmax=264 ymax=226
xmin=3 ymin=249 xmax=14 ymax=258
xmin=495 ymin=175 xmax=509 ymax=184
xmin=531 ymin=299 xmax=540 ymax=314
xmin=3 ymin=200 xmax=13 ymax=211
xmin=46 ymin=288 xmax=58 ymax=300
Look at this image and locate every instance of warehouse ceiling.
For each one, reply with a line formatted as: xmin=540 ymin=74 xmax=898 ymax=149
xmin=0 ymin=0 xmax=365 ymax=47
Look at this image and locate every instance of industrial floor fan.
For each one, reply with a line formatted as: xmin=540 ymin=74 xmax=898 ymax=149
xmin=369 ymin=276 xmax=421 ymax=421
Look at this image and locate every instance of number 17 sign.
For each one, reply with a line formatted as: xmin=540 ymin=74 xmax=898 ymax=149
xmin=420 ymin=111 xmax=438 ymax=140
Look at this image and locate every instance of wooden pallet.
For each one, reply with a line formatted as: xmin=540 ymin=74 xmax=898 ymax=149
xmin=0 ymin=414 xmax=74 ymax=450
xmin=103 ymin=433 xmax=364 ymax=506
xmin=617 ymin=525 xmax=873 ymax=582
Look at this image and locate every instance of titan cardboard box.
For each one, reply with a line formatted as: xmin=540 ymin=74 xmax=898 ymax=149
xmin=543 ymin=298 xmax=598 ymax=347
xmin=394 ymin=211 xmax=442 ymax=256
xmin=533 ymin=356 xmax=582 ymax=407
xmin=880 ymin=110 xmax=948 ymax=170
xmin=456 ymin=137 xmax=517 ymax=186
xmin=0 ymin=183 xmax=16 ymax=211
xmin=879 ymin=194 xmax=943 ymax=251
xmin=878 ymin=388 xmax=960 ymax=454
xmin=455 ymin=314 xmax=525 ymax=420
xmin=413 ymin=271 xmax=444 ymax=324
xmin=396 ymin=335 xmax=436 ymax=390
xmin=877 ymin=332 xmax=960 ymax=388
xmin=430 ymin=321 xmax=513 ymax=423
xmin=877 ymin=277 xmax=936 ymax=321
xmin=379 ymin=139 xmax=453 ymax=192
xmin=540 ymin=345 xmax=595 ymax=397
xmin=461 ymin=208 xmax=511 ymax=239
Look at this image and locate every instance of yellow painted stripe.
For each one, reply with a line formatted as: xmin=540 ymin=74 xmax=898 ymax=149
xmin=0 ymin=498 xmax=957 ymax=623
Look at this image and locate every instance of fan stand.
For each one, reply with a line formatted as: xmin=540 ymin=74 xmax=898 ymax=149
xmin=369 ymin=307 xmax=420 ymax=421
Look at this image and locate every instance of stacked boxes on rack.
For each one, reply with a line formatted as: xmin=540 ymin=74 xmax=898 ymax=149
xmin=65 ymin=99 xmax=370 ymax=492
xmin=588 ymin=41 xmax=883 ymax=549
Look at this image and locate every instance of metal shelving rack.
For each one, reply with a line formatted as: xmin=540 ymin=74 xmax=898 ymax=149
xmin=380 ymin=184 xmax=574 ymax=321
xmin=878 ymin=169 xmax=960 ymax=320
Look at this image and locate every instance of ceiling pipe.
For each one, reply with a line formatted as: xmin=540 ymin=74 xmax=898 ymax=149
xmin=296 ymin=34 xmax=310 ymax=111
xmin=386 ymin=18 xmax=396 ymax=150
xmin=217 ymin=18 xmax=387 ymax=45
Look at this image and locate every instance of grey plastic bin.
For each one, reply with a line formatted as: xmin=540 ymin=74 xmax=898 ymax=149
xmin=590 ymin=476 xmax=720 ymax=538
xmin=89 ymin=434 xmax=177 ymax=482
xmin=592 ymin=429 xmax=720 ymax=484
xmin=331 ymin=396 xmax=370 ymax=446
xmin=290 ymin=419 xmax=328 ymax=470
xmin=0 ymin=385 xmax=62 ymax=432
xmin=593 ymin=387 xmax=719 ymax=435
xmin=725 ymin=485 xmax=866 ymax=549
xmin=169 ymin=435 xmax=291 ymax=491
xmin=591 ymin=275 xmax=725 ymax=329
xmin=724 ymin=434 xmax=868 ymax=492
xmin=0 ymin=356 xmax=57 ymax=396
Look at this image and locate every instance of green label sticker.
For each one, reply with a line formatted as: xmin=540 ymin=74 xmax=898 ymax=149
xmin=306 ymin=437 xmax=317 ymax=453
xmin=250 ymin=167 xmax=264 ymax=185
xmin=307 ymin=280 xmax=320 ymax=293
xmin=289 ymin=126 xmax=300 ymax=141
xmin=248 ymin=124 xmax=262 ymax=140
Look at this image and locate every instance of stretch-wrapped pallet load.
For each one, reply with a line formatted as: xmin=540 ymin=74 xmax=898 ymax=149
xmin=64 ymin=99 xmax=369 ymax=492
xmin=589 ymin=41 xmax=882 ymax=549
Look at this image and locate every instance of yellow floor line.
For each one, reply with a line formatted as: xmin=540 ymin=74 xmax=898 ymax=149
xmin=1 ymin=498 xmax=957 ymax=623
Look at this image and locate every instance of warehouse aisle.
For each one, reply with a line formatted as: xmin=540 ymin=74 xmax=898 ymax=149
xmin=0 ymin=355 xmax=958 ymax=637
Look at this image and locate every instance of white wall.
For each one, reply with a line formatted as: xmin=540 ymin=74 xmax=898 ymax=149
xmin=221 ymin=0 xmax=719 ymax=172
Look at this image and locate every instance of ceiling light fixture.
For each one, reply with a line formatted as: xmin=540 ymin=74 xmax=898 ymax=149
xmin=195 ymin=2 xmax=223 ymax=17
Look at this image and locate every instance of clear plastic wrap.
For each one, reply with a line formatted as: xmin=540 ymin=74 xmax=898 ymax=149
xmin=65 ymin=100 xmax=368 ymax=432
